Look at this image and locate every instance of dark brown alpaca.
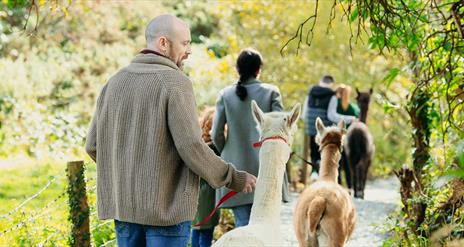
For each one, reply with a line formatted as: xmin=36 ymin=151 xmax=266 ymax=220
xmin=344 ymin=88 xmax=375 ymax=199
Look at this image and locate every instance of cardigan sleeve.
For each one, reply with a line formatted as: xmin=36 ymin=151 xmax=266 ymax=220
xmin=85 ymin=84 xmax=108 ymax=162
xmin=167 ymin=76 xmax=246 ymax=191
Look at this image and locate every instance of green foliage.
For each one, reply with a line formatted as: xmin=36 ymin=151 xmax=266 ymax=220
xmin=189 ymin=0 xmax=412 ymax=176
xmin=283 ymin=0 xmax=463 ymax=245
xmin=381 ymin=176 xmax=464 ymax=246
xmin=0 ymin=162 xmax=116 ymax=246
xmin=0 ymin=1 xmax=166 ymax=244
xmin=3 ymin=0 xmax=460 ymax=245
xmin=0 ymin=1 xmax=168 ymax=160
xmin=165 ymin=0 xmax=220 ymax=44
xmin=346 ymin=0 xmax=463 ymax=133
xmin=382 ymin=68 xmax=400 ymax=88
xmin=446 ymin=140 xmax=464 ymax=179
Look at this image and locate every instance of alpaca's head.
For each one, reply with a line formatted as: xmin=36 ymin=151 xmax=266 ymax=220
xmin=315 ymin=118 xmax=346 ymax=151
xmin=251 ymin=100 xmax=301 ymax=145
xmin=355 ymin=87 xmax=373 ymax=112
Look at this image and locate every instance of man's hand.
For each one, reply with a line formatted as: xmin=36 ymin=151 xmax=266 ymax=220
xmin=241 ymin=173 xmax=257 ymax=194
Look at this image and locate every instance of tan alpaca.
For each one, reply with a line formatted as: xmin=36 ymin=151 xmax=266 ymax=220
xmin=294 ymin=118 xmax=356 ymax=247
xmin=213 ymin=100 xmax=300 ymax=247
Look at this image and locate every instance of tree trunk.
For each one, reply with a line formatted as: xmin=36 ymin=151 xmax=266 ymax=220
xmin=405 ymin=51 xmax=431 ymax=235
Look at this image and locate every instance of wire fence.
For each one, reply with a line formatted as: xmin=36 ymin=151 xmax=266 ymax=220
xmin=37 ymin=230 xmax=61 ymax=247
xmin=90 ymin=220 xmax=112 ymax=232
xmin=0 ymin=188 xmax=68 ymax=236
xmin=0 ymin=162 xmax=116 ymax=245
xmin=0 ymin=175 xmax=61 ymax=220
xmin=0 ymin=175 xmax=96 ymax=222
xmin=100 ymin=239 xmax=116 ymax=247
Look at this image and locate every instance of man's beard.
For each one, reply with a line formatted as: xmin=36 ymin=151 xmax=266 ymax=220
xmin=167 ymin=48 xmax=184 ymax=70
xmin=176 ymin=61 xmax=184 ymax=69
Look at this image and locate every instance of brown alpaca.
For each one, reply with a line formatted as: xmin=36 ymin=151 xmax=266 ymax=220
xmin=294 ymin=118 xmax=356 ymax=247
xmin=345 ymin=88 xmax=375 ymax=199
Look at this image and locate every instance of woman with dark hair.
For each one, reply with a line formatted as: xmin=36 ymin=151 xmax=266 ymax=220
xmin=211 ymin=48 xmax=290 ymax=228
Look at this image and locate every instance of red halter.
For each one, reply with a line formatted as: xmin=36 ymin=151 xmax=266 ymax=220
xmin=253 ymin=136 xmax=288 ymax=148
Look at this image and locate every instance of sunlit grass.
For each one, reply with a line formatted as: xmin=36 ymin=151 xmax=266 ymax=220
xmin=0 ymin=161 xmax=114 ymax=246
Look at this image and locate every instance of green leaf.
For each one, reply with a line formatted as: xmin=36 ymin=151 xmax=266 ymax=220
xmin=443 ymin=42 xmax=452 ymax=51
xmin=350 ymin=8 xmax=359 ymax=22
xmin=382 ymin=68 xmax=400 ymax=88
xmin=383 ymin=101 xmax=394 ymax=114
xmin=446 ymin=170 xmax=464 ymax=179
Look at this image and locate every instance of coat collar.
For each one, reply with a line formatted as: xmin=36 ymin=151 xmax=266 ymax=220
xmin=132 ymin=50 xmax=180 ymax=71
xmin=241 ymin=78 xmax=261 ymax=85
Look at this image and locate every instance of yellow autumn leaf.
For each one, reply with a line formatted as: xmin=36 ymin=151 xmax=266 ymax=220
xmin=39 ymin=0 xmax=45 ymax=7
xmin=62 ymin=6 xmax=68 ymax=17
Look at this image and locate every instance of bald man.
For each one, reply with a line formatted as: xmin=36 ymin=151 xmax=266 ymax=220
xmin=85 ymin=14 xmax=256 ymax=247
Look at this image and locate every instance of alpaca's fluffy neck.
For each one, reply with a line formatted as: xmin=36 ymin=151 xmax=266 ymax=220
xmin=359 ymin=106 xmax=369 ymax=124
xmin=319 ymin=145 xmax=341 ymax=183
xmin=249 ymin=141 xmax=290 ymax=225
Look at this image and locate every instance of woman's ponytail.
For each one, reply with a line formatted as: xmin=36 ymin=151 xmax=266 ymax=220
xmin=235 ymin=48 xmax=263 ymax=101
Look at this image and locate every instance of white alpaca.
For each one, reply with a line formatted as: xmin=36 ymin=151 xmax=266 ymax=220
xmin=213 ymin=100 xmax=301 ymax=247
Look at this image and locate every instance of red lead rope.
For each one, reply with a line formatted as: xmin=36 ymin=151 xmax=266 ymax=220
xmin=193 ymin=191 xmax=238 ymax=227
xmin=194 ymin=136 xmax=288 ymax=227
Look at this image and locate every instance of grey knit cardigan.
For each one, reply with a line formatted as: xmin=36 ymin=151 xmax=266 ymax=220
xmin=85 ymin=53 xmax=246 ymax=226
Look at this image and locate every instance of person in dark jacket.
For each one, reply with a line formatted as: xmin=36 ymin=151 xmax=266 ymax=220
xmin=302 ymin=75 xmax=356 ymax=175
xmin=303 ymin=75 xmax=336 ymax=174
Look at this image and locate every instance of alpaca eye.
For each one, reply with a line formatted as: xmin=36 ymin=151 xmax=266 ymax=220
xmin=283 ymin=118 xmax=287 ymax=121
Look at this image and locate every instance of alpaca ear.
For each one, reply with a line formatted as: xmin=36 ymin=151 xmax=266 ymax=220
xmin=287 ymin=103 xmax=301 ymax=128
xmin=338 ymin=120 xmax=346 ymax=134
xmin=356 ymin=87 xmax=360 ymax=95
xmin=251 ymin=100 xmax=264 ymax=126
xmin=369 ymin=88 xmax=373 ymax=95
xmin=315 ymin=117 xmax=325 ymax=134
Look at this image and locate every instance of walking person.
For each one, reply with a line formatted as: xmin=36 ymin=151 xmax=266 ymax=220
xmin=191 ymin=107 xmax=220 ymax=247
xmin=302 ymin=75 xmax=356 ymax=175
xmin=85 ymin=14 xmax=256 ymax=247
xmin=330 ymin=84 xmax=359 ymax=187
xmin=211 ymin=48 xmax=290 ymax=228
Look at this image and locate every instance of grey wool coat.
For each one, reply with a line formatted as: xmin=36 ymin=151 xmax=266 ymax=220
xmin=211 ymin=79 xmax=290 ymax=208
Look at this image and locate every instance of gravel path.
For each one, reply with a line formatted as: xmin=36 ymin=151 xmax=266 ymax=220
xmin=280 ymin=176 xmax=400 ymax=246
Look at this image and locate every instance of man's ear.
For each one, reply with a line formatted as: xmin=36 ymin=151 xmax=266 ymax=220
xmin=316 ymin=117 xmax=325 ymax=135
xmin=158 ymin=36 xmax=169 ymax=53
xmin=287 ymin=103 xmax=301 ymax=128
xmin=251 ymin=100 xmax=264 ymax=126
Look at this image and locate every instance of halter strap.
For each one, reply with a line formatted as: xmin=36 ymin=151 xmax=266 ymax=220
xmin=253 ymin=136 xmax=288 ymax=148
xmin=319 ymin=138 xmax=342 ymax=152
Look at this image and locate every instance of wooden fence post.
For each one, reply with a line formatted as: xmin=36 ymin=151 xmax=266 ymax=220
xmin=66 ymin=161 xmax=90 ymax=247
xmin=301 ymin=134 xmax=311 ymax=186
